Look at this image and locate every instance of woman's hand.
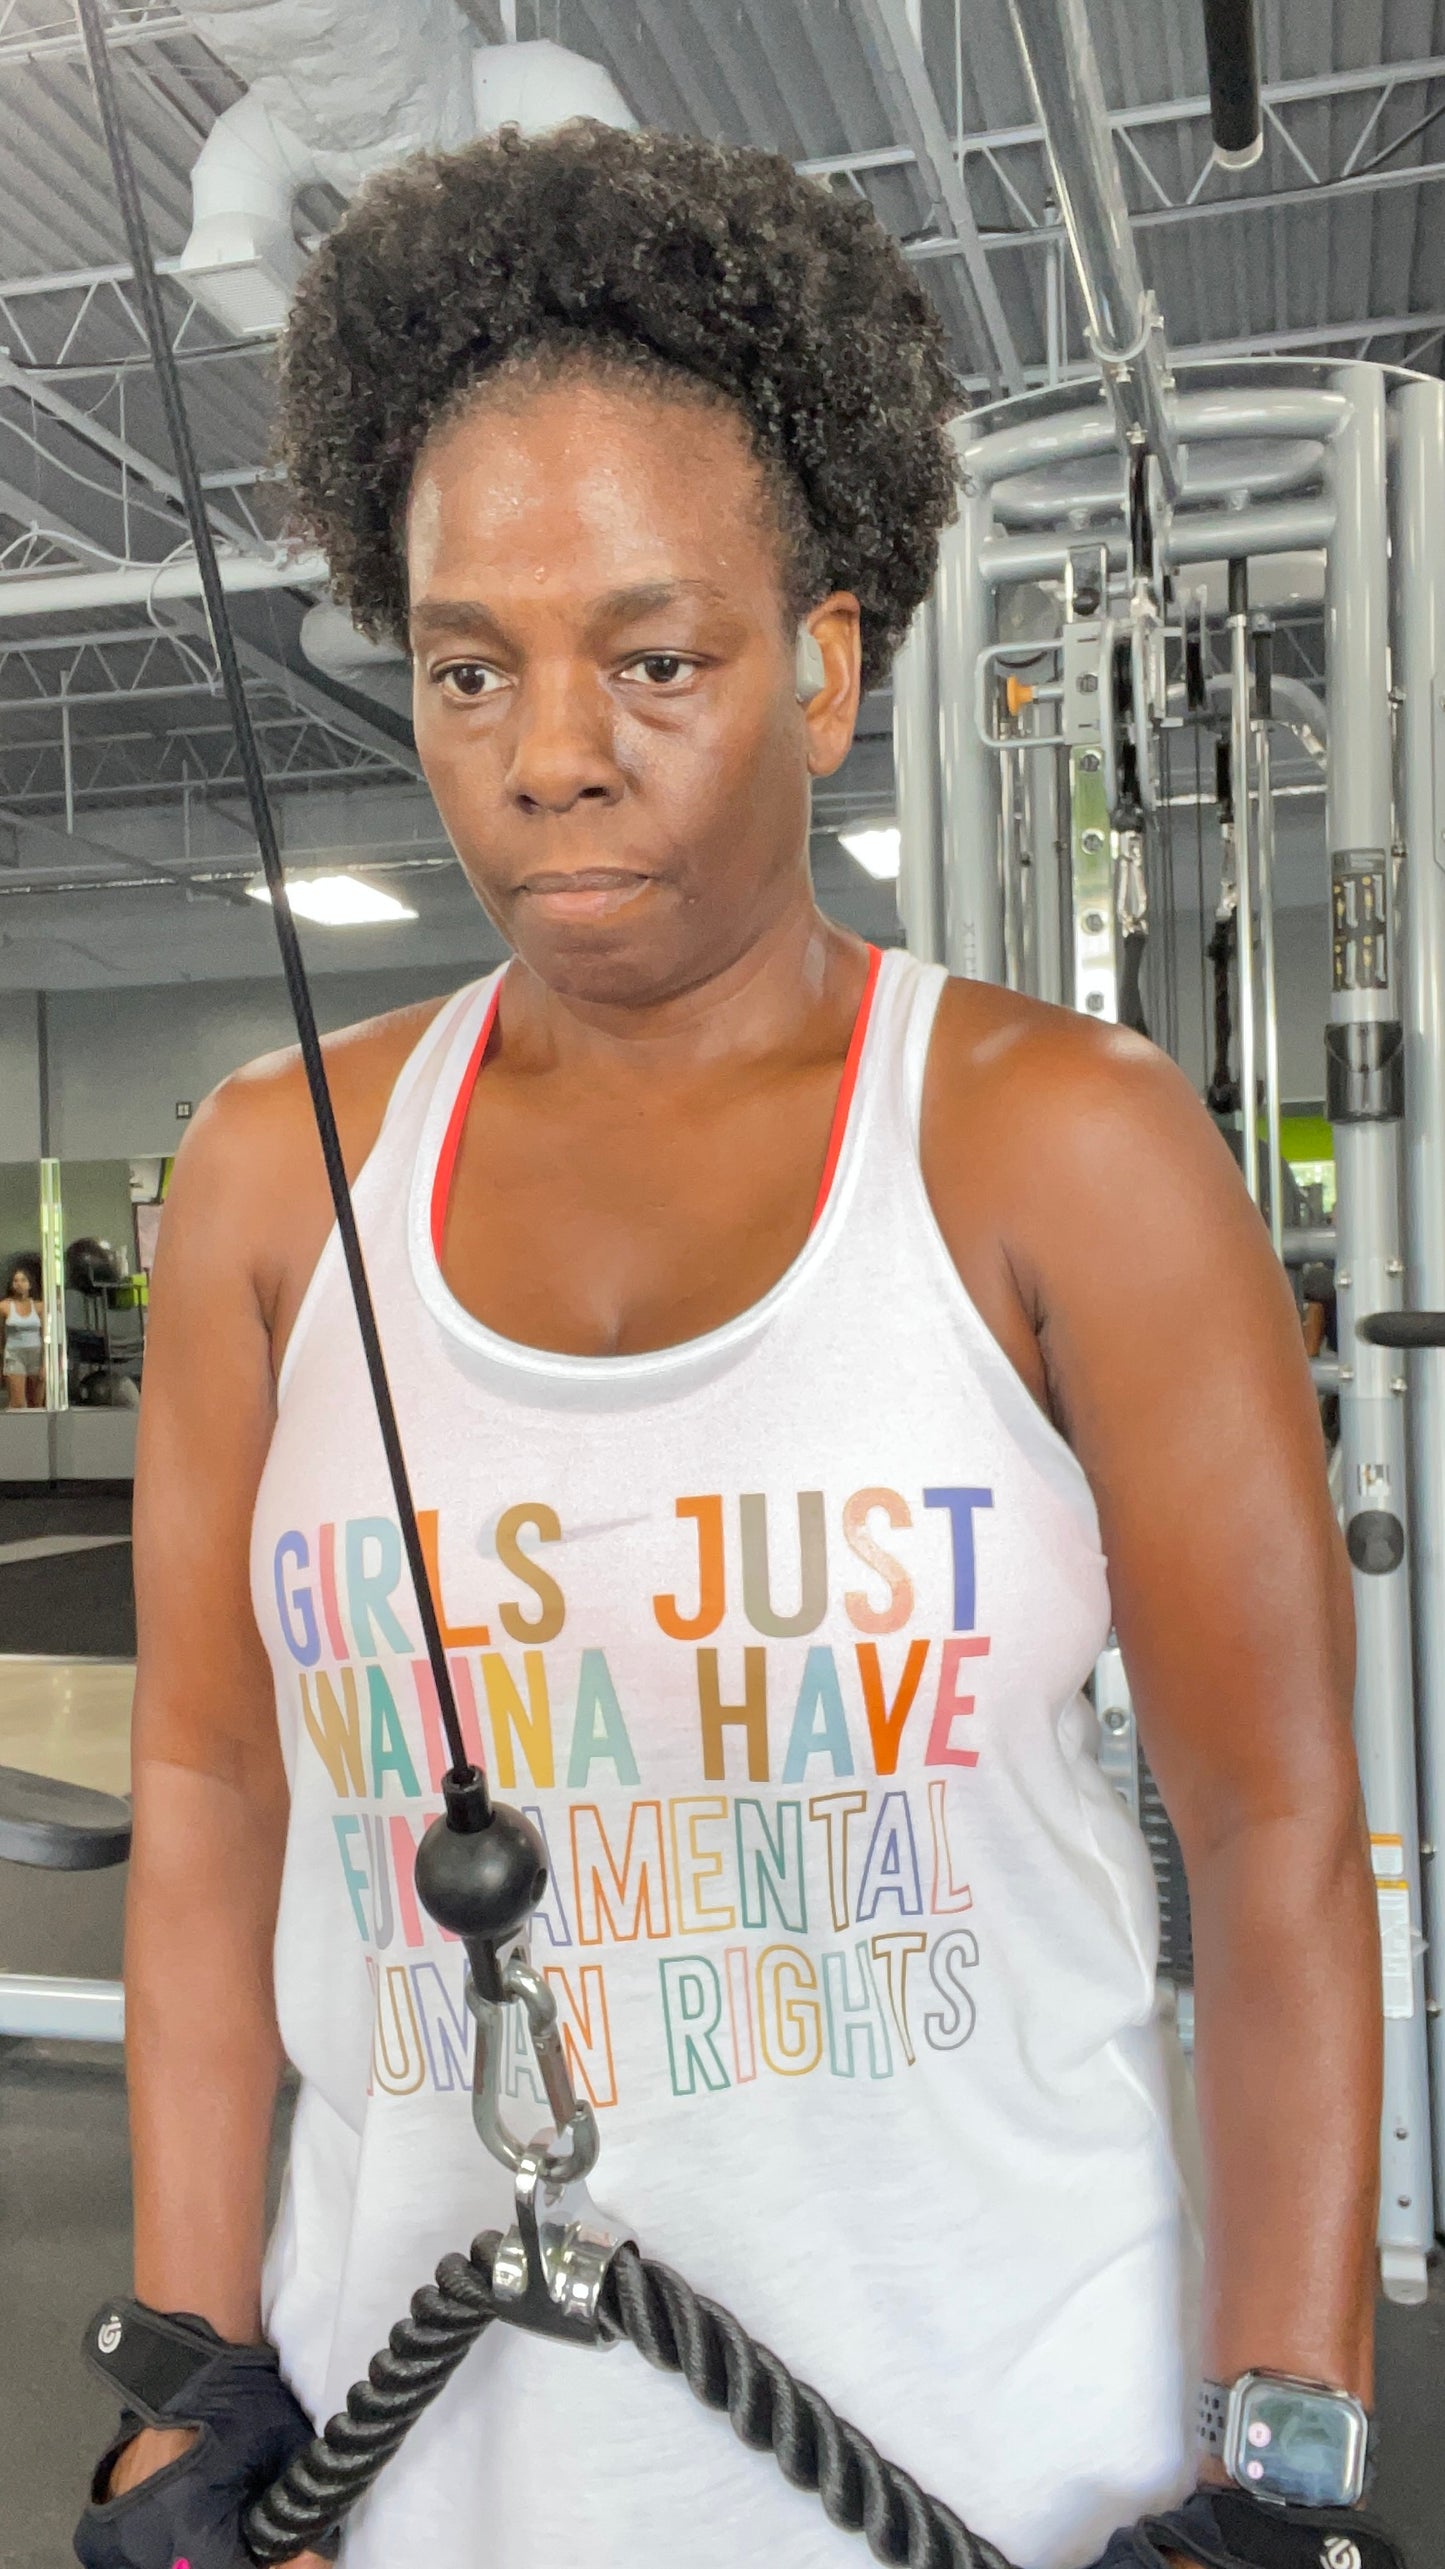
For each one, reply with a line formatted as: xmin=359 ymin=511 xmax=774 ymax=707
xmin=101 ymin=2426 xmax=333 ymax=2563
xmin=104 ymin=2423 xmax=197 ymax=2494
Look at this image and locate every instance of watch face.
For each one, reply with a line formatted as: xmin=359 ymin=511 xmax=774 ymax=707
xmin=1230 ymin=2378 xmax=1367 ymax=2507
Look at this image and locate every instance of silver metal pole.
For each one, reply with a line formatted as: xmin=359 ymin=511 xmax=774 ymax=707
xmin=1004 ymin=0 xmax=1179 ymax=492
xmin=1327 ymin=362 xmax=1434 ymax=2296
xmin=1000 ymin=745 xmax=1024 ymax=990
xmin=1254 ymin=716 xmax=1285 ymax=1256
xmin=892 ymin=596 xmax=945 ymax=963
xmin=1027 ymin=725 xmax=1066 ymax=1004
xmin=981 ymin=495 xmax=1335 ymax=587
xmin=1045 ymin=228 xmax=1064 ymax=385
xmin=1389 ymin=375 xmax=1445 ymax=2229
xmin=60 ymin=670 xmax=74 ymax=835
xmin=936 ymin=455 xmax=1005 ymax=982
xmin=1228 ymin=574 xmax=1259 ymax=1205
xmin=39 ymin=1155 xmax=66 ymax=1416
xmin=963 ymin=384 xmax=1350 ymax=490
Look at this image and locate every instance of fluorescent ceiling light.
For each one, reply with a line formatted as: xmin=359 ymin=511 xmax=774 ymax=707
xmin=839 ymin=825 xmax=901 ymax=881
xmin=248 ymin=872 xmax=417 ymax=926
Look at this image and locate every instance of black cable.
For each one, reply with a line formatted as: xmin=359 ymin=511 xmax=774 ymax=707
xmin=245 ymin=2235 xmax=1018 ymax=2569
xmin=1118 ymin=924 xmax=1150 ymax=1040
xmin=75 ymin=0 xmax=483 ymax=1803
xmin=1205 ymin=910 xmax=1238 ymax=1116
xmin=1194 ymin=726 xmax=1208 ymax=1088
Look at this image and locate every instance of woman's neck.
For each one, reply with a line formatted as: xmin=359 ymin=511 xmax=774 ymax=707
xmin=498 ymin=903 xmax=866 ymax=1088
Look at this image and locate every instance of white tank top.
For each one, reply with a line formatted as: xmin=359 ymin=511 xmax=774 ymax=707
xmin=5 ymin=1298 xmax=41 ymax=1349
xmin=253 ymin=947 xmax=1197 ymax=2569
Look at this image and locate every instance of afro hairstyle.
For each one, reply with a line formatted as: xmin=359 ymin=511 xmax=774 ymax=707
xmin=276 ymin=120 xmax=960 ymax=690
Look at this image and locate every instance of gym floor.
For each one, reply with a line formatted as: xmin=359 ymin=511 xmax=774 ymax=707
xmin=2 ymin=1496 xmax=1443 ymax=2567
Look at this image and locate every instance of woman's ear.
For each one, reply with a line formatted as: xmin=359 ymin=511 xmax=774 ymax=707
xmin=799 ymin=596 xmax=863 ymax=777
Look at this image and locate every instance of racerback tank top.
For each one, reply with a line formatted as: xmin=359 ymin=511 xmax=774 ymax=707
xmin=5 ymin=1298 xmax=41 ymax=1351
xmin=252 ymin=947 xmax=1198 ymax=2569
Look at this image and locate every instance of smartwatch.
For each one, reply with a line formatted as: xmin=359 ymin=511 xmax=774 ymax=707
xmin=1198 ymin=2372 xmax=1373 ymax=2508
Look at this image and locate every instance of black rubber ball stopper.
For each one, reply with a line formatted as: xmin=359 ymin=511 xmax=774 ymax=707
xmin=414 ymin=1794 xmax=548 ymax=1951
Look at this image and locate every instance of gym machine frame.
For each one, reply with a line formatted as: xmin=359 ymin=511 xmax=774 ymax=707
xmin=897 ymin=351 xmax=1441 ymax=2310
xmin=894 ymin=0 xmax=1445 ymax=2309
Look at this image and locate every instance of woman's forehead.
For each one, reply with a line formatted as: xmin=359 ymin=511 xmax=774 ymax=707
xmin=408 ymin=374 xmax=773 ymax=581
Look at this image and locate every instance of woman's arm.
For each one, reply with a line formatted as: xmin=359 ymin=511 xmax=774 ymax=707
xmin=104 ymin=1011 xmax=434 ymax=2522
xmin=929 ymin=998 xmax=1377 ymax=2414
xmin=1039 ymin=1042 xmax=1373 ymax=2398
xmin=108 ymin=1077 xmax=295 ymax=2486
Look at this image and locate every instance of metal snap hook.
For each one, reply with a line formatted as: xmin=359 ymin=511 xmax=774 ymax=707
xmin=465 ymin=1942 xmax=631 ymax=2342
xmin=466 ymin=1944 xmax=600 ymax=2185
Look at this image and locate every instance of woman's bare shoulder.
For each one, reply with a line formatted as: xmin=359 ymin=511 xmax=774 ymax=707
xmin=156 ymin=986 xmax=468 ymax=1347
xmin=922 ymin=970 xmax=1260 ymax=1304
xmin=925 ymin=972 xmax=1219 ymax=1171
xmin=216 ymin=989 xmax=458 ymax=1155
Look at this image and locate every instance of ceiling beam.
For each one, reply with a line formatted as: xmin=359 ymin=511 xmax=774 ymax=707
xmin=0 ymin=352 xmax=256 ymax=553
xmin=0 ymin=470 xmax=417 ymax=779
xmin=798 ymin=54 xmax=1445 ymax=176
xmin=0 ymin=5 xmax=186 ymax=71
xmin=0 ymin=801 xmax=253 ymax=908
xmin=851 ymin=0 xmax=1025 ymax=394
xmin=900 ymin=151 xmax=1445 ymax=275
xmin=951 ymin=307 xmax=1445 ymax=395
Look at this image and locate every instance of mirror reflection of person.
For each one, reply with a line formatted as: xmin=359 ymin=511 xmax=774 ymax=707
xmin=1 ymin=1258 xmax=44 ymax=1409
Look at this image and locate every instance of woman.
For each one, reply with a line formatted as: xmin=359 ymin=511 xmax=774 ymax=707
xmin=97 ymin=126 xmax=1381 ymax=2569
xmin=2 ymin=1258 xmax=45 ymax=1408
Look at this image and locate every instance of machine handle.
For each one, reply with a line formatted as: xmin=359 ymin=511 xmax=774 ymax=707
xmin=1357 ymin=1311 xmax=1445 ymax=1350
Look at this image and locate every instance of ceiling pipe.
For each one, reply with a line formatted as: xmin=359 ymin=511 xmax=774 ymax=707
xmin=1201 ymin=0 xmax=1264 ymax=170
xmin=299 ymin=601 xmax=411 ymax=719
xmin=0 ymin=549 xmax=328 ymax=619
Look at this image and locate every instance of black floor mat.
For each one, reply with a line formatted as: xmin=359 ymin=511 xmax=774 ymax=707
xmin=0 ymin=1489 xmax=135 ymax=1658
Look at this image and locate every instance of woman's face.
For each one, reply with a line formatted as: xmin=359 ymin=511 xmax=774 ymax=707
xmin=10 ymin=1271 xmax=30 ymax=1298
xmin=406 ymin=371 xmax=861 ymax=1007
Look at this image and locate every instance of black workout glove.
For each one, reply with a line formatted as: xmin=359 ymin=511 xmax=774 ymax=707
xmin=75 ymin=2299 xmax=336 ymax=2568
xmin=1086 ymin=2484 xmax=1407 ymax=2569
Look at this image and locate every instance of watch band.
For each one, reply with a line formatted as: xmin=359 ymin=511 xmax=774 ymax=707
xmin=1198 ymin=2378 xmax=1230 ymax=2456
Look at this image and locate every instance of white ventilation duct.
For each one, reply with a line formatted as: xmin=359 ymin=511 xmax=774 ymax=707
xmin=299 ymin=602 xmax=411 ymax=718
xmin=174 ymin=10 xmax=635 ymax=337
xmin=470 ymin=38 xmax=638 ymax=136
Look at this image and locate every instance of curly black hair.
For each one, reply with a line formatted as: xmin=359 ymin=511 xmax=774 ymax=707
xmin=277 ymin=122 xmax=959 ymax=690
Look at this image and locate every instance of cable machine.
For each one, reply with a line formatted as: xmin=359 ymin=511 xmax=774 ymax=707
xmin=895 ymin=0 xmax=1445 ymax=2314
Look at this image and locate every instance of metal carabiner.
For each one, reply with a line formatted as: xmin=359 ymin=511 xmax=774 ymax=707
xmin=467 ymin=1943 xmax=600 ymax=2184
xmin=465 ymin=1941 xmax=631 ymax=2342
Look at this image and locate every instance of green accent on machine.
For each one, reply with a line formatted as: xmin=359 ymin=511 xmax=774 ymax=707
xmin=1279 ymin=1112 xmax=1336 ymax=1216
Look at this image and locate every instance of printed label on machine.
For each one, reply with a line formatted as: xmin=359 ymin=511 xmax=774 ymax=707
xmin=1331 ymin=856 xmax=1389 ymax=993
xmin=1370 ymin=1836 xmax=1415 ymax=2020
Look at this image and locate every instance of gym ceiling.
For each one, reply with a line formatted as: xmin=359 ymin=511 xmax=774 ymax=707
xmin=1 ymin=0 xmax=1442 ymax=988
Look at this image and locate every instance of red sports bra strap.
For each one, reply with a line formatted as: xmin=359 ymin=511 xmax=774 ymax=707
xmin=808 ymin=943 xmax=883 ymax=1232
xmin=431 ymin=947 xmax=883 ymax=1260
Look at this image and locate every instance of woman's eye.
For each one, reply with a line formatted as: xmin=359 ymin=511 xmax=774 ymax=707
xmin=625 ymin=652 xmax=694 ymax=687
xmin=437 ymin=663 xmax=500 ymax=699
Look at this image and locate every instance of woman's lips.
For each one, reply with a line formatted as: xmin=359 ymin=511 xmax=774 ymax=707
xmin=519 ymin=869 xmax=653 ymax=920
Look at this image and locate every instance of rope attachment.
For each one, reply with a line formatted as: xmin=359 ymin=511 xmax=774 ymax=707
xmin=245 ymin=2233 xmax=1018 ymax=2569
